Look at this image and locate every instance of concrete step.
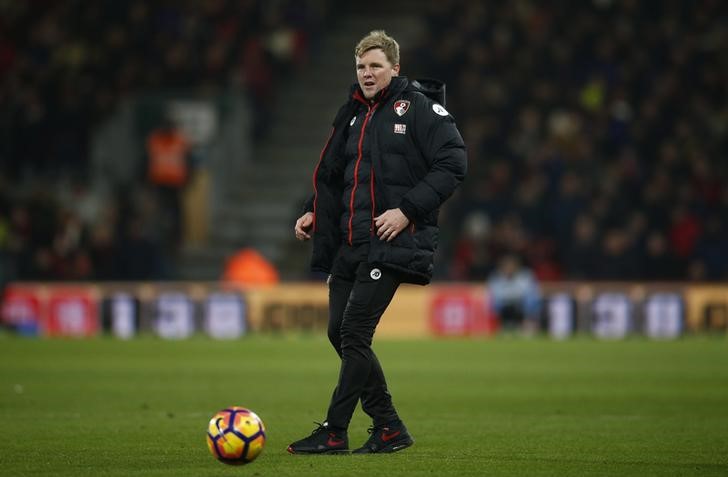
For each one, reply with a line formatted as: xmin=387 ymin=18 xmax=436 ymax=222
xmin=215 ymin=201 xmax=298 ymax=223
xmin=257 ymin=130 xmax=329 ymax=150
xmin=211 ymin=220 xmax=291 ymax=242
xmin=266 ymin=106 xmax=340 ymax=128
xmin=176 ymin=245 xmax=235 ymax=280
xmin=224 ymin=183 xmax=310 ymax=204
xmin=240 ymin=161 xmax=313 ymax=181
xmin=253 ymin=143 xmax=324 ymax=164
xmin=265 ymin=120 xmax=334 ymax=143
xmin=177 ymin=241 xmax=288 ymax=280
xmin=184 ymin=8 xmax=429 ymax=280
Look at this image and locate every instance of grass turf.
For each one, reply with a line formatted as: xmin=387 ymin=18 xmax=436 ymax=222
xmin=1 ymin=335 xmax=727 ymax=476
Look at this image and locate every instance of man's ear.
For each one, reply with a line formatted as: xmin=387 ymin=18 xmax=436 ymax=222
xmin=392 ymin=63 xmax=401 ymax=76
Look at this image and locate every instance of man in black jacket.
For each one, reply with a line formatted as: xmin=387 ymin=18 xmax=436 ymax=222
xmin=288 ymin=30 xmax=467 ymax=455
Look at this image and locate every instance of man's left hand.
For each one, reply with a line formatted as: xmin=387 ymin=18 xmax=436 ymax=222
xmin=374 ymin=208 xmax=410 ymax=242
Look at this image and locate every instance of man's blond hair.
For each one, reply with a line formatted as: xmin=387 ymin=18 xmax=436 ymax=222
xmin=355 ymin=30 xmax=400 ymax=65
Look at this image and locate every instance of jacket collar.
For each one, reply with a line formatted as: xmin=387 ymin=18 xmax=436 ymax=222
xmin=350 ymin=76 xmax=409 ymax=105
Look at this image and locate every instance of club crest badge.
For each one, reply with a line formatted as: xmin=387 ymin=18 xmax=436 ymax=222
xmin=394 ymin=100 xmax=410 ymax=116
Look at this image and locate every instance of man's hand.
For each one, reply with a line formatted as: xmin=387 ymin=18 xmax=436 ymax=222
xmin=294 ymin=212 xmax=314 ymax=241
xmin=374 ymin=208 xmax=410 ymax=242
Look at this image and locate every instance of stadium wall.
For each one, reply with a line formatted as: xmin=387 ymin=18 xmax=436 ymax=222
xmin=1 ymin=282 xmax=726 ymax=339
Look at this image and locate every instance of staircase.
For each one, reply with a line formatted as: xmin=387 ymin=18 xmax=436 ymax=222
xmin=179 ymin=6 xmax=424 ymax=280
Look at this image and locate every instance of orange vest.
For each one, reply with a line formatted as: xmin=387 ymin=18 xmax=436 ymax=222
xmin=146 ymin=130 xmax=189 ymax=187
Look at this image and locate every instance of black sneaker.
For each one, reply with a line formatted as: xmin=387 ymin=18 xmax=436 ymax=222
xmin=352 ymin=422 xmax=414 ymax=454
xmin=287 ymin=422 xmax=349 ymax=454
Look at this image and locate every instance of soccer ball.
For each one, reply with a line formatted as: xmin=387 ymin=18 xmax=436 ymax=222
xmin=206 ymin=406 xmax=266 ymax=465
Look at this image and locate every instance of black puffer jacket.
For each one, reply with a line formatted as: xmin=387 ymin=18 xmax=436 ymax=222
xmin=304 ymin=76 xmax=467 ymax=285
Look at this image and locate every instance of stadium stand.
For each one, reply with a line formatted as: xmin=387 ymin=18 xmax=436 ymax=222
xmin=409 ymin=0 xmax=728 ymax=282
xmin=0 ymin=0 xmax=331 ymax=281
xmin=1 ymin=1 xmax=726 ymax=283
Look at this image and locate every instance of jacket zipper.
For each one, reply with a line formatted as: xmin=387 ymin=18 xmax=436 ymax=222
xmin=370 ymin=167 xmax=376 ymax=236
xmin=348 ymin=102 xmax=378 ymax=245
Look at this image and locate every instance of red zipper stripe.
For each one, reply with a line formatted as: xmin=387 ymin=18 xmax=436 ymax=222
xmin=312 ymin=127 xmax=335 ymax=232
xmin=370 ymin=167 xmax=376 ymax=236
xmin=347 ymin=103 xmax=377 ymax=245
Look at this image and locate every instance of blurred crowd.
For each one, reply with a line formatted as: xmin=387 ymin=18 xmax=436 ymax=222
xmin=2 ymin=1 xmax=727 ymax=284
xmin=0 ymin=0 xmax=328 ymax=282
xmin=0 ymin=177 xmax=168 ymax=282
xmin=411 ymin=0 xmax=728 ymax=282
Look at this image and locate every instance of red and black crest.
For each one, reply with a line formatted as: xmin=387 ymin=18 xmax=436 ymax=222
xmin=394 ymin=100 xmax=410 ymax=117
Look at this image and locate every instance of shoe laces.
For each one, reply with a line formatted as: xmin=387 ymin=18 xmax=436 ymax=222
xmin=311 ymin=421 xmax=343 ymax=438
xmin=366 ymin=425 xmax=387 ymax=435
xmin=310 ymin=421 xmax=328 ymax=435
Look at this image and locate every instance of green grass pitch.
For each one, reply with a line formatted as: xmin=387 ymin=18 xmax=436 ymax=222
xmin=1 ymin=334 xmax=727 ymax=476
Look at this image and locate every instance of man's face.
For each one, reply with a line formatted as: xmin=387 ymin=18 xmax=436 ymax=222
xmin=356 ymin=48 xmax=400 ymax=100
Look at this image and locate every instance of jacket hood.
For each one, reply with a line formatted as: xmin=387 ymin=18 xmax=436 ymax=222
xmin=408 ymin=78 xmax=446 ymax=106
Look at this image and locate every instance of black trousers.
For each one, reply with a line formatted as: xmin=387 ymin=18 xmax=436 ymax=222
xmin=325 ymin=243 xmax=401 ymax=429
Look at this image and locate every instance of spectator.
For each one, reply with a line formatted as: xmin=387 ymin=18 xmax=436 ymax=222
xmin=565 ymin=214 xmax=599 ymax=279
xmin=487 ymin=254 xmax=542 ymax=333
xmin=596 ymin=228 xmax=639 ymax=280
xmin=692 ymin=216 xmax=728 ymax=280
xmin=145 ymin=115 xmax=191 ymax=249
xmin=642 ymin=231 xmax=682 ymax=281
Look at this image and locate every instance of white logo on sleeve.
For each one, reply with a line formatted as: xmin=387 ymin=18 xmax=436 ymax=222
xmin=432 ymin=104 xmax=449 ymax=116
xmin=350 ymin=116 xmax=357 ymax=126
xmin=370 ymin=268 xmax=382 ymax=280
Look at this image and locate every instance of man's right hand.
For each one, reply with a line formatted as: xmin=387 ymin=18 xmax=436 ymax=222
xmin=294 ymin=212 xmax=314 ymax=241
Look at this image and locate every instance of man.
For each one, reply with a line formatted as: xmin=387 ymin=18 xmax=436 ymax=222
xmin=288 ymin=30 xmax=467 ymax=454
xmin=488 ymin=254 xmax=542 ymax=333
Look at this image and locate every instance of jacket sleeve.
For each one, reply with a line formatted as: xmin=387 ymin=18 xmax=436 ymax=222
xmin=301 ymin=99 xmax=355 ymax=217
xmin=398 ymin=96 xmax=467 ymax=223
xmin=301 ymin=194 xmax=314 ymax=214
